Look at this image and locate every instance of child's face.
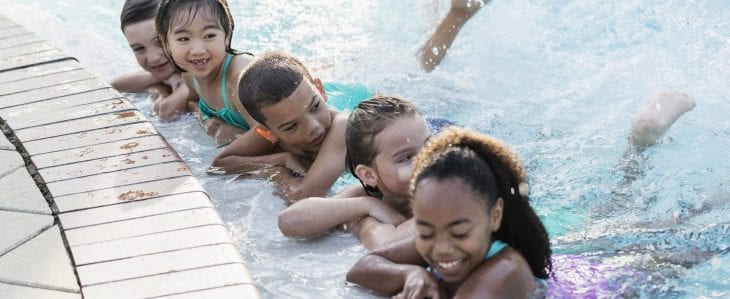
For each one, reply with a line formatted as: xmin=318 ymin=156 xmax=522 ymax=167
xmin=370 ymin=114 xmax=430 ymax=202
xmin=261 ymin=79 xmax=332 ymax=154
xmin=166 ymin=8 xmax=227 ymax=78
xmin=123 ymin=20 xmax=175 ymax=81
xmin=412 ymin=177 xmax=501 ymax=284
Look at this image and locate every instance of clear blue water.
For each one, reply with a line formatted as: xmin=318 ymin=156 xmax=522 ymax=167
xmin=1 ymin=0 xmax=728 ymax=297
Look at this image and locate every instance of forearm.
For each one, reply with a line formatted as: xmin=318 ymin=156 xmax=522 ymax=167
xmin=347 ymin=255 xmax=416 ymax=296
xmin=154 ymin=85 xmax=190 ymax=119
xmin=278 ymin=197 xmax=375 ymax=237
xmin=111 ymin=71 xmax=159 ymax=92
xmin=211 ymin=130 xmax=280 ymax=173
xmin=359 ymin=218 xmax=415 ymax=251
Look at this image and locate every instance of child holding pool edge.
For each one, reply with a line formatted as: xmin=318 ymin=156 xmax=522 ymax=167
xmin=278 ymin=96 xmax=431 ymax=249
xmin=155 ymin=0 xmax=269 ymax=147
xmin=347 ymin=127 xmax=552 ymax=298
xmin=212 ymin=50 xmax=354 ymax=202
xmin=112 ymin=0 xmax=193 ymax=119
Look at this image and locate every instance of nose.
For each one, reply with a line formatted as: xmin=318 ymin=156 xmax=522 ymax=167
xmin=190 ymin=39 xmax=206 ymax=55
xmin=305 ymin=116 xmax=322 ymax=138
xmin=433 ymin=234 xmax=454 ymax=257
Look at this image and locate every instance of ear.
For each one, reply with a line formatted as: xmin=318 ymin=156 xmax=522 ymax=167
xmin=489 ymin=197 xmax=504 ymax=232
xmin=313 ymin=78 xmax=328 ymax=102
xmin=354 ymin=164 xmax=378 ymax=189
xmin=255 ymin=126 xmax=278 ymax=144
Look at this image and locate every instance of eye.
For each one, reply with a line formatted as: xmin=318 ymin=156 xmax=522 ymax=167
xmin=309 ymin=101 xmax=320 ymax=113
xmin=282 ymin=123 xmax=298 ymax=132
xmin=176 ymin=37 xmax=189 ymax=43
xmin=419 ymin=233 xmax=434 ymax=240
xmin=397 ymin=154 xmax=412 ymax=163
xmin=132 ymin=46 xmax=145 ymax=53
xmin=204 ymin=33 xmax=217 ymax=39
xmin=451 ymin=228 xmax=471 ymax=239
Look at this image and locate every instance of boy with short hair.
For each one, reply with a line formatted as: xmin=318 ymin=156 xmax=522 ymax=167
xmin=211 ymin=51 xmax=350 ymax=203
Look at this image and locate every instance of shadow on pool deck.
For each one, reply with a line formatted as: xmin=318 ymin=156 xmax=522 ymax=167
xmin=0 ymin=14 xmax=260 ymax=299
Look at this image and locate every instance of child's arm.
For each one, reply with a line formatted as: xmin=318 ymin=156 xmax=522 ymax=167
xmin=278 ymin=185 xmax=406 ymax=238
xmin=346 ymin=238 xmax=440 ymax=297
xmin=454 ymin=248 xmax=536 ymax=298
xmin=111 ymin=70 xmax=161 ymax=92
xmin=209 ymin=130 xmax=287 ymax=172
xmin=356 ymin=217 xmax=415 ymax=251
xmin=153 ymin=82 xmax=192 ymax=120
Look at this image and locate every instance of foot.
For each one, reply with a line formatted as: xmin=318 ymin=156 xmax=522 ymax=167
xmin=629 ymin=91 xmax=696 ymax=147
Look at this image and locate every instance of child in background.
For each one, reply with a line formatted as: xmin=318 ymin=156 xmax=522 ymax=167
xmin=347 ymin=127 xmax=552 ymax=298
xmin=112 ymin=0 xmax=193 ymax=119
xmin=278 ymin=96 xmax=430 ymax=249
xmin=155 ymin=0 xmax=266 ymax=146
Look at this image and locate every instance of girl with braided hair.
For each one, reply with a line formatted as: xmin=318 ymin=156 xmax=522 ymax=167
xmin=347 ymin=126 xmax=552 ymax=298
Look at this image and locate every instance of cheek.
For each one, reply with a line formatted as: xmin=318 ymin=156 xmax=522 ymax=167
xmin=396 ymin=165 xmax=412 ymax=190
xmin=134 ymin=53 xmax=147 ymax=67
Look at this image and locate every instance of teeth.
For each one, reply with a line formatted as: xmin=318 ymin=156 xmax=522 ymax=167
xmin=437 ymin=259 xmax=461 ymax=270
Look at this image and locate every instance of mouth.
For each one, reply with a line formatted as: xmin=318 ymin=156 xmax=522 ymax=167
xmin=309 ymin=131 xmax=325 ymax=147
xmin=433 ymin=257 xmax=467 ymax=278
xmin=189 ymin=58 xmax=210 ymax=70
xmin=150 ymin=61 xmax=170 ymax=71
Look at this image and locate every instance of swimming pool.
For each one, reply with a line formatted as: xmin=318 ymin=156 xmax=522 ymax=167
xmin=1 ymin=0 xmax=728 ymax=297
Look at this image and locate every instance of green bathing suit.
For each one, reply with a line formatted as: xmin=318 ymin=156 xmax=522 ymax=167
xmin=194 ymin=54 xmax=250 ymax=130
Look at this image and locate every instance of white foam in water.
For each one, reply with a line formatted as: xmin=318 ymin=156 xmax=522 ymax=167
xmin=1 ymin=0 xmax=728 ymax=297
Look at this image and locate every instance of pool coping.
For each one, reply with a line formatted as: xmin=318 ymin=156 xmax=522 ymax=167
xmin=0 ymin=15 xmax=261 ymax=298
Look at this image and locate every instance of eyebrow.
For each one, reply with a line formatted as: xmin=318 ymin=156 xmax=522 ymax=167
xmin=172 ymin=24 xmax=220 ymax=35
xmin=416 ymin=218 xmax=470 ymax=228
xmin=276 ymin=95 xmax=318 ymax=131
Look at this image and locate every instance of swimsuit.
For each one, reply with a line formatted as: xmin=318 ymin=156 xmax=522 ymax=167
xmin=194 ymin=54 xmax=250 ymax=130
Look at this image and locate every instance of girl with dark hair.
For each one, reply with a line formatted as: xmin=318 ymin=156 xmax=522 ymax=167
xmin=112 ymin=0 xmax=193 ymax=120
xmin=347 ymin=126 xmax=552 ymax=298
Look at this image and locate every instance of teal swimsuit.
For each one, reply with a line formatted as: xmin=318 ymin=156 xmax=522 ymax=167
xmin=194 ymin=54 xmax=250 ymax=130
xmin=322 ymin=82 xmax=372 ymax=111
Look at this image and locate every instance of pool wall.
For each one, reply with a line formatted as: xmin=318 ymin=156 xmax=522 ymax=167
xmin=0 ymin=15 xmax=261 ymax=299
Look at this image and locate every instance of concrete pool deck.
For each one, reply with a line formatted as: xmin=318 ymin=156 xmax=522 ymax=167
xmin=0 ymin=15 xmax=261 ymax=298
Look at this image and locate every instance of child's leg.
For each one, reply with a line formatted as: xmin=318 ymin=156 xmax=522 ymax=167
xmin=419 ymin=0 xmax=486 ymax=72
xmin=629 ymin=91 xmax=696 ymax=148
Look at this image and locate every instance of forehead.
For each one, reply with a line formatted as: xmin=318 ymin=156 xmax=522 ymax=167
xmin=123 ymin=19 xmax=156 ymax=40
xmin=413 ymin=177 xmax=486 ymax=218
xmin=171 ymin=4 xmax=221 ymax=30
xmin=260 ymin=79 xmax=318 ymax=127
xmin=374 ymin=115 xmax=429 ymax=155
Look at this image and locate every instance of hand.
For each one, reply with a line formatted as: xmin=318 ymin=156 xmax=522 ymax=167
xmin=451 ymin=0 xmax=486 ymax=16
xmin=200 ymin=116 xmax=223 ymax=136
xmin=368 ymin=199 xmax=407 ymax=225
xmin=392 ymin=267 xmax=441 ymax=299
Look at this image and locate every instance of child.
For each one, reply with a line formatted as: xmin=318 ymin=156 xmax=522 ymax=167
xmin=277 ymin=96 xmax=431 ymax=249
xmin=212 ymin=50 xmax=366 ymax=202
xmin=112 ymin=0 xmax=193 ymax=119
xmin=347 ymin=127 xmax=552 ymax=298
xmin=155 ymin=0 xmax=266 ymax=146
xmin=419 ymin=0 xmax=487 ymax=72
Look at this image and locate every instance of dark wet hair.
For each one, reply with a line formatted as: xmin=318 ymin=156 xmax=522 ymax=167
xmin=346 ymin=95 xmax=419 ymax=196
xmin=120 ymin=0 xmax=160 ymax=32
xmin=238 ymin=50 xmax=315 ymax=125
xmin=155 ymin=0 xmax=235 ymax=72
xmin=410 ymin=127 xmax=553 ymax=279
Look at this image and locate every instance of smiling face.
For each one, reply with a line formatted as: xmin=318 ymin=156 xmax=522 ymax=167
xmin=166 ymin=6 xmax=227 ymax=79
xmin=260 ymin=79 xmax=332 ymax=154
xmin=123 ymin=19 xmax=176 ymax=81
xmin=369 ymin=114 xmax=430 ymax=204
xmin=413 ymin=177 xmax=503 ymax=284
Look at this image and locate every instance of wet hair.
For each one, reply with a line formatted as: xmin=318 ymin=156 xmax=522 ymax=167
xmin=346 ymin=95 xmax=419 ymax=196
xmin=238 ymin=51 xmax=315 ymax=125
xmin=120 ymin=0 xmax=160 ymax=32
xmin=410 ymin=127 xmax=552 ymax=279
xmin=155 ymin=0 xmax=235 ymax=72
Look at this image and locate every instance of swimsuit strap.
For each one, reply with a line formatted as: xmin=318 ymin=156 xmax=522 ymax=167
xmin=221 ymin=53 xmax=234 ymax=109
xmin=485 ymin=240 xmax=508 ymax=259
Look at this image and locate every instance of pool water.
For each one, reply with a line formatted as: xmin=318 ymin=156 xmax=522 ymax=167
xmin=1 ymin=0 xmax=728 ymax=297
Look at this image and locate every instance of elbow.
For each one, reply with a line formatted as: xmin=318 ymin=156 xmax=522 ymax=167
xmin=277 ymin=209 xmax=306 ymax=237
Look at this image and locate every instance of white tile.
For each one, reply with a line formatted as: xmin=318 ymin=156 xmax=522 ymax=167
xmin=0 ymin=149 xmax=23 ymax=177
xmin=7 ymin=98 xmax=134 ymax=129
xmin=0 ymin=167 xmax=50 ymax=215
xmin=0 ymin=225 xmax=79 ymax=293
xmin=63 ymin=204 xmax=218 ymax=244
xmin=40 ymin=148 xmax=180 ymax=183
xmin=0 ymin=282 xmax=81 ymax=299
xmin=23 ymin=122 xmax=157 ymax=155
xmin=46 ymin=162 xmax=192 ymax=197
xmin=53 ymin=176 xmax=207 ymax=212
xmin=76 ymin=244 xmax=246 ymax=286
xmin=81 ymin=264 xmax=254 ymax=299
xmin=15 ymin=110 xmax=146 ymax=142
xmin=154 ymin=284 xmax=260 ymax=299
xmin=0 ymin=210 xmax=53 ymax=255
xmin=0 ymin=59 xmax=78 ymax=84
xmin=0 ymin=69 xmax=94 ymax=96
xmin=70 ymin=225 xmax=233 ymax=265
xmin=31 ymin=135 xmax=168 ymax=169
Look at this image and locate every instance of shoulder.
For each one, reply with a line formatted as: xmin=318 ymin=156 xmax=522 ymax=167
xmin=454 ymin=248 xmax=534 ymax=298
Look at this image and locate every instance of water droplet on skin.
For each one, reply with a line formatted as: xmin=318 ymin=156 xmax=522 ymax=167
xmin=655 ymin=102 xmax=662 ymax=111
xmin=431 ymin=47 xmax=439 ymax=55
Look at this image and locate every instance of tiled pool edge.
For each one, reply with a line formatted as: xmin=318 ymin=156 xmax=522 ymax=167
xmin=0 ymin=15 xmax=261 ymax=299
